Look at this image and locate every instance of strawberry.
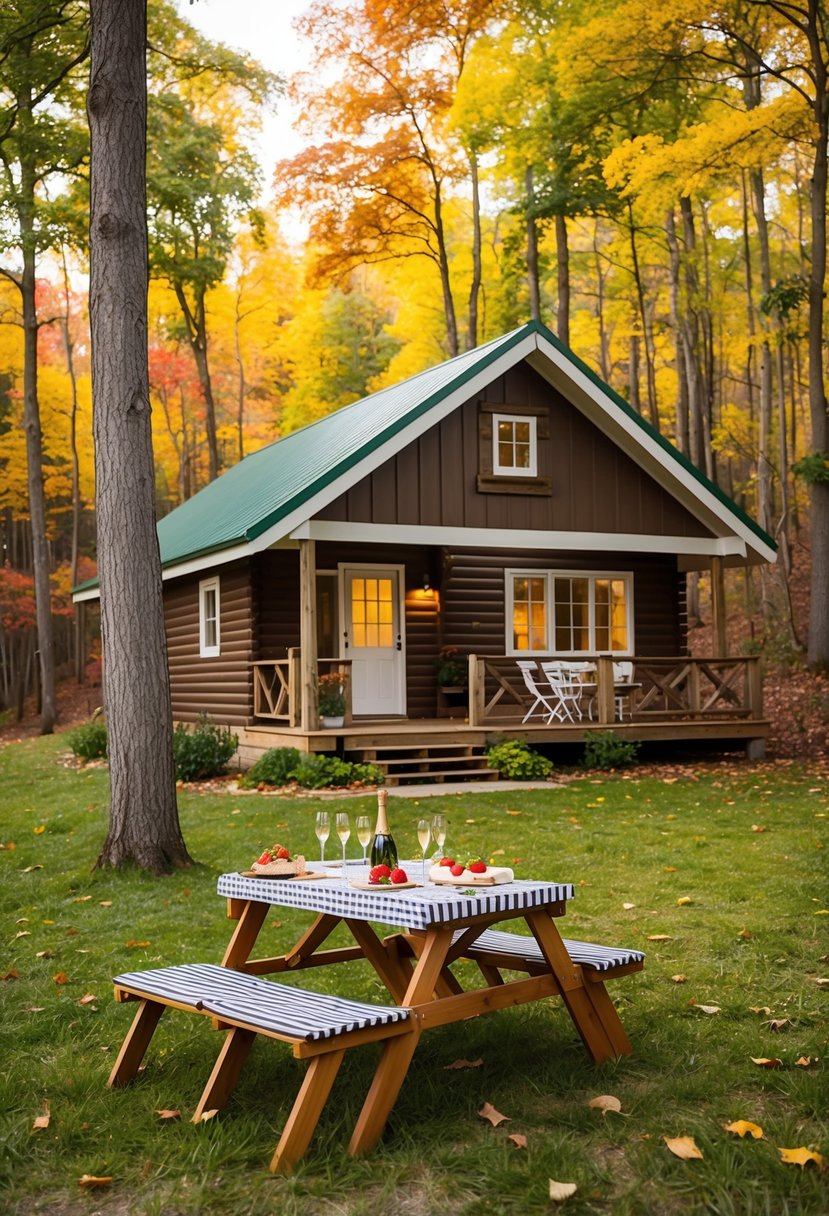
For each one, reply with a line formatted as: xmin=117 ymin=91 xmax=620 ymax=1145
xmin=275 ymin=846 xmax=290 ymax=860
xmin=389 ymin=868 xmax=408 ymax=884
xmin=450 ymin=863 xmax=465 ymax=876
xmin=439 ymin=857 xmax=456 ymax=868
xmin=256 ymin=850 xmax=272 ymax=866
xmin=468 ymin=860 xmax=487 ymax=874
xmin=369 ymin=863 xmax=391 ymax=883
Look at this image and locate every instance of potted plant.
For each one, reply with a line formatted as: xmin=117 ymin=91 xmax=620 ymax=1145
xmin=435 ymin=645 xmax=467 ymax=691
xmin=318 ymin=671 xmax=347 ymax=727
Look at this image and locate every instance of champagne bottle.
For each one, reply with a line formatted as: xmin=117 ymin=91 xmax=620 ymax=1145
xmin=370 ymin=789 xmax=398 ymax=869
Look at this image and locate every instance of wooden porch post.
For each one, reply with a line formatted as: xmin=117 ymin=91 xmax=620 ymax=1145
xmin=468 ymin=654 xmax=484 ymax=727
xmin=595 ymin=656 xmax=615 ymax=724
xmin=710 ymin=556 xmax=727 ymax=658
xmin=299 ymin=540 xmax=318 ymax=730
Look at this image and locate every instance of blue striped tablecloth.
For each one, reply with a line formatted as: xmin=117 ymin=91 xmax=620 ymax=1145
xmin=217 ymin=866 xmax=574 ymax=932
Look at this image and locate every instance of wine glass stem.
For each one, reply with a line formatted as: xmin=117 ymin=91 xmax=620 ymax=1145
xmin=342 ymin=843 xmax=347 ymax=883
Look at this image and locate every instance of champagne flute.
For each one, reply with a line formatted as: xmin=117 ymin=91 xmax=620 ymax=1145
xmin=356 ymin=814 xmax=372 ymax=863
xmin=336 ymin=812 xmax=351 ymax=883
xmin=417 ymin=817 xmax=432 ymax=884
xmin=315 ymin=811 xmax=330 ymax=864
xmin=431 ymin=813 xmax=447 ymax=858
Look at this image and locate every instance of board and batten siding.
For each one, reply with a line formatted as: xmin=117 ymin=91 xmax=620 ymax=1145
xmin=164 ymin=560 xmax=254 ymax=727
xmin=438 ymin=549 xmax=686 ymax=658
xmin=316 ymin=362 xmax=712 ymax=539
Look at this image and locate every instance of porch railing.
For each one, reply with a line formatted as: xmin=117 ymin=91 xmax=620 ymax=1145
xmin=467 ymin=654 xmax=763 ymax=727
xmin=252 ymin=652 xmax=353 ymax=728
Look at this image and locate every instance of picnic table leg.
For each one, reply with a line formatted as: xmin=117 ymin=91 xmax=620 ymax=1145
xmin=348 ymin=927 xmax=453 ymax=1156
xmin=107 ymin=998 xmax=166 ymax=1087
xmin=344 ymin=919 xmax=413 ymax=1004
xmin=271 ymin=1048 xmax=347 ymax=1174
xmin=524 ymin=910 xmax=628 ymax=1064
xmin=221 ymin=899 xmax=271 ymax=970
xmin=192 ymin=1026 xmax=257 ymax=1122
xmin=393 ymin=931 xmax=466 ymax=997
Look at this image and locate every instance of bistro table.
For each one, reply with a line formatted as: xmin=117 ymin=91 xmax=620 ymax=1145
xmin=216 ymin=865 xmax=634 ymax=1156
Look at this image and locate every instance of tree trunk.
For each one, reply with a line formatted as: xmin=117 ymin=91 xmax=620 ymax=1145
xmin=88 ymin=0 xmax=191 ymax=873
xmin=627 ymin=208 xmax=659 ymax=429
xmin=18 ymin=81 xmax=57 ymax=735
xmin=665 ymin=210 xmax=689 ymax=453
xmin=432 ymin=183 xmax=458 ymax=358
xmin=234 ymin=296 xmax=246 ymax=464
xmin=59 ymin=249 xmax=86 ymax=683
xmin=555 ymin=213 xmax=570 ymax=348
xmin=593 ymin=223 xmax=610 ymax=381
xmin=805 ymin=1 xmax=829 ymax=667
xmin=525 ymin=166 xmax=540 ymax=322
xmin=467 ymin=148 xmax=481 ymax=350
xmin=174 ymin=282 xmax=220 ymax=481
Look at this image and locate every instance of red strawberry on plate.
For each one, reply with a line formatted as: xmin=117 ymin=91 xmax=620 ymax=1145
xmin=389 ymin=868 xmax=408 ymax=884
xmin=256 ymin=850 xmax=272 ymax=866
xmin=369 ymin=863 xmax=391 ymax=884
xmin=274 ymin=846 xmax=290 ymax=860
xmin=468 ymin=860 xmax=487 ymax=874
xmin=439 ymin=857 xmax=456 ymax=868
xmin=450 ymin=863 xmax=465 ymax=876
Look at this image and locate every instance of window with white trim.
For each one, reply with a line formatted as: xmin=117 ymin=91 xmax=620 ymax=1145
xmin=493 ymin=413 xmax=537 ymax=477
xmin=199 ymin=576 xmax=220 ymax=657
xmin=506 ymin=569 xmax=632 ymax=656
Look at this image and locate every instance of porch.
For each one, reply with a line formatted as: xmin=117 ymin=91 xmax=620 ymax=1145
xmin=239 ymin=652 xmax=768 ymax=778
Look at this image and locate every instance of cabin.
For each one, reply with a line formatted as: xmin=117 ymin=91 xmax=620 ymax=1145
xmin=75 ymin=321 xmax=775 ymax=780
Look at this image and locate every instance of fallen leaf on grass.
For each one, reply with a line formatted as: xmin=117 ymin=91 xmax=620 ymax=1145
xmin=724 ymin=1120 xmax=763 ymax=1139
xmin=197 ymin=1109 xmax=219 ymax=1122
xmin=32 ymin=1103 xmax=50 ymax=1131
xmin=548 ymin=1179 xmax=577 ymax=1202
xmin=52 ymin=972 xmax=69 ymax=985
xmin=99 ymin=901 xmax=112 ymax=907
xmin=751 ymin=1057 xmax=783 ymax=1068
xmin=507 ymin=1133 xmax=527 ymax=1149
xmin=78 ymin=1175 xmax=112 ymax=1188
xmin=156 ymin=1109 xmax=181 ymax=1120
xmin=671 ymin=974 xmax=687 ymax=984
xmin=738 ymin=929 xmax=752 ymax=939
xmin=622 ymin=902 xmax=636 ymax=910
xmin=647 ymin=934 xmax=673 ymax=942
xmin=78 ymin=994 xmax=97 ymax=1006
xmin=2 ymin=971 xmax=19 ymax=981
xmin=0 ymin=841 xmax=17 ymax=850
xmin=690 ymin=1001 xmax=721 ymax=1014
xmin=813 ymin=978 xmax=829 ymax=987
xmin=795 ymin=1056 xmax=816 ymax=1068
xmin=65 ymin=928 xmax=78 ymax=936
xmin=662 ymin=866 xmax=677 ymax=873
xmin=588 ymin=1095 xmax=622 ymax=1115
xmin=778 ymin=1147 xmax=825 ymax=1170
xmin=664 ymin=1135 xmax=703 ymax=1160
xmin=33 ymin=826 xmax=45 ymax=835
xmin=125 ymin=941 xmax=150 ymax=948
xmin=505 ymin=810 xmax=523 ymax=816
xmin=444 ymin=1058 xmax=483 ymax=1070
xmin=36 ymin=951 xmax=53 ymax=959
xmin=478 ymin=1102 xmax=510 ymax=1127
xmin=749 ymin=1006 xmax=771 ymax=1015
xmin=751 ymin=825 xmax=767 ymax=833
xmin=676 ymin=896 xmax=693 ymax=906
xmin=767 ymin=1019 xmax=791 ymax=1032
xmin=22 ymin=865 xmax=43 ymax=872
xmin=73 ymin=896 xmax=92 ymax=903
xmin=14 ymin=930 xmax=30 ymax=939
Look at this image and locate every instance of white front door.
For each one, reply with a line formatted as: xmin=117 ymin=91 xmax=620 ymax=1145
xmin=341 ymin=565 xmax=405 ymax=716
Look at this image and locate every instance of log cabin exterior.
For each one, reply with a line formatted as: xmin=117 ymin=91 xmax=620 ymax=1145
xmin=75 ymin=321 xmax=776 ymax=774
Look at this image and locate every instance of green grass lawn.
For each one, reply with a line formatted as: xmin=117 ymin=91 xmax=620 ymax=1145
xmin=1 ymin=735 xmax=827 ymax=1215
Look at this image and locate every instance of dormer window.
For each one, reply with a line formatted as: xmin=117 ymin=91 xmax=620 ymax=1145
xmin=493 ymin=413 xmax=537 ymax=477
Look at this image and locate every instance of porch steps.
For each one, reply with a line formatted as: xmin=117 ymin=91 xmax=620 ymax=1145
xmin=349 ymin=742 xmax=499 ymax=786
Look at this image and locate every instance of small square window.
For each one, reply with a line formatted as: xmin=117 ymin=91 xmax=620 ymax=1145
xmin=199 ymin=577 xmax=220 ymax=657
xmin=493 ymin=413 xmax=538 ymax=477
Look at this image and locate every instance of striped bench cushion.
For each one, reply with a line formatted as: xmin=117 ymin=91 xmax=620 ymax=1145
xmin=457 ymin=930 xmax=644 ymax=972
xmin=113 ymin=963 xmax=409 ymax=1044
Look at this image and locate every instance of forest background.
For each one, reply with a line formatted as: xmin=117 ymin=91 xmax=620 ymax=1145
xmin=1 ymin=0 xmax=828 ymax=747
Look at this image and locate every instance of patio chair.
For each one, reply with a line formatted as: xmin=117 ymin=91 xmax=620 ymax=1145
xmin=539 ymin=662 xmax=585 ymax=723
xmin=517 ymin=660 xmax=559 ymax=723
xmin=612 ymin=660 xmax=635 ymax=719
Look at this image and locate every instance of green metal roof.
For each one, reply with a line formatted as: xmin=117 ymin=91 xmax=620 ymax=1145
xmin=74 ymin=319 xmax=775 ymax=594
xmin=154 ymin=324 xmax=534 ymax=568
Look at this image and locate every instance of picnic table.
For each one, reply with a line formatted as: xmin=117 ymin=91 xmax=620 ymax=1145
xmin=109 ymin=864 xmax=643 ymax=1172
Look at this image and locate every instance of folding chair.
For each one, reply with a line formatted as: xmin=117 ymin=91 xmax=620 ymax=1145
xmin=612 ymin=660 xmax=635 ymax=719
xmin=517 ymin=660 xmax=559 ymax=723
xmin=540 ymin=662 xmax=585 ymax=723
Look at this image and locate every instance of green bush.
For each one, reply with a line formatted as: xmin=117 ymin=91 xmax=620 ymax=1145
xmin=486 ymin=738 xmax=553 ymax=780
xmin=240 ymin=747 xmax=384 ymax=790
xmin=582 ymin=730 xmax=640 ymax=770
xmin=241 ymin=747 xmax=302 ymax=788
xmin=67 ymin=719 xmax=108 ymax=761
xmin=172 ymin=714 xmax=238 ymax=782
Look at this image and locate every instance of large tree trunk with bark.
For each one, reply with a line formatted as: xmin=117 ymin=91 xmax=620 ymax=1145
xmin=466 ymin=148 xmax=481 ymax=350
xmin=555 ymin=213 xmax=570 ymax=348
xmin=525 ymin=166 xmax=540 ymax=322
xmin=88 ymin=0 xmax=191 ymax=874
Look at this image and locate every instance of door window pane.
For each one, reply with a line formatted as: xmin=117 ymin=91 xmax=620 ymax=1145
xmin=351 ymin=576 xmax=395 ymax=649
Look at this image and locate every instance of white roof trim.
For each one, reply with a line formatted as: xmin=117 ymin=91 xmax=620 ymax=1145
xmin=527 ymin=334 xmax=776 ymax=564
xmin=294 ymin=519 xmax=748 ymax=558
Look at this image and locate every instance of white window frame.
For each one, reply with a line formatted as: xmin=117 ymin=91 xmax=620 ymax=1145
xmin=199 ymin=576 xmax=221 ymax=657
xmin=505 ymin=568 xmax=634 ymax=657
xmin=492 ymin=412 xmax=538 ymax=477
